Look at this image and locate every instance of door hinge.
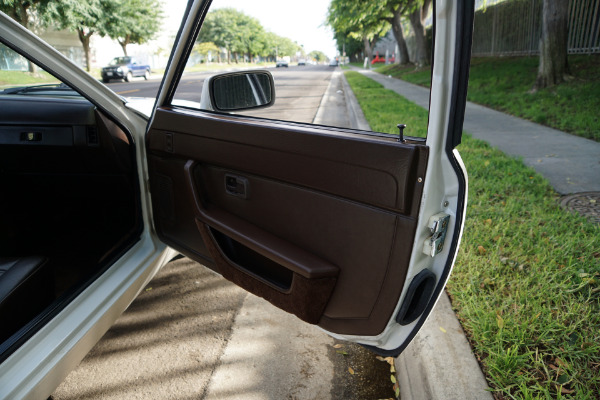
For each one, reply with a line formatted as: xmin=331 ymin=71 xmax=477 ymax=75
xmin=423 ymin=212 xmax=450 ymax=257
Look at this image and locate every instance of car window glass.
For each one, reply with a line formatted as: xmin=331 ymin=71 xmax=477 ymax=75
xmin=170 ymin=0 xmax=429 ymax=139
xmin=1 ymin=0 xmax=187 ymax=96
xmin=0 ymin=41 xmax=141 ymax=356
xmin=0 ymin=44 xmax=82 ymax=97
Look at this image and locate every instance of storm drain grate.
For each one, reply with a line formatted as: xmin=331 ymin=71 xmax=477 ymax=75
xmin=560 ymin=192 xmax=600 ymax=225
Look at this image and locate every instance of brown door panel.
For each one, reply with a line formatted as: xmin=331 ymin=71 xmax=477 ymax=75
xmin=147 ymin=108 xmax=428 ymax=335
xmin=148 ymin=156 xmax=215 ymax=267
xmin=149 ymin=109 xmax=426 ymax=214
xmin=196 ymin=222 xmax=338 ymax=325
xmin=195 ymin=164 xmax=403 ymax=319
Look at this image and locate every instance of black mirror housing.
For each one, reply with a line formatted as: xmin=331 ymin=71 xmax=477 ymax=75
xmin=208 ymin=70 xmax=275 ymax=112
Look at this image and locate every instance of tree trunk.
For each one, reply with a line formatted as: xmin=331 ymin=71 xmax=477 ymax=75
xmin=391 ymin=8 xmax=410 ymax=65
xmin=363 ymin=37 xmax=371 ymax=65
xmin=363 ymin=36 xmax=378 ymax=69
xmin=20 ymin=8 xmax=36 ymax=73
xmin=9 ymin=4 xmax=38 ymax=73
xmin=78 ymin=29 xmax=94 ymax=72
xmin=534 ymin=0 xmax=570 ymax=89
xmin=118 ymin=36 xmax=130 ymax=56
xmin=408 ymin=3 xmax=430 ymax=67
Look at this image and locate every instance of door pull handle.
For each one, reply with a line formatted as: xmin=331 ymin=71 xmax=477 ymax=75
xmin=225 ymin=174 xmax=249 ymax=199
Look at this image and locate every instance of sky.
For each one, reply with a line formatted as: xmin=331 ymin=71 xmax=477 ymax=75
xmin=164 ymin=0 xmax=338 ymax=58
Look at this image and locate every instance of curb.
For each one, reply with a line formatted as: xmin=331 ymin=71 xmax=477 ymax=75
xmin=396 ymin=294 xmax=493 ymax=399
xmin=339 ymin=71 xmax=371 ymax=131
xmin=342 ymin=66 xmax=494 ymax=399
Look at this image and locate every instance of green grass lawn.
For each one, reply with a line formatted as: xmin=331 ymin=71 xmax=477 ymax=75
xmin=345 ymin=71 xmax=428 ymax=138
xmin=374 ymin=55 xmax=600 ymax=142
xmin=0 ymin=70 xmax=59 ymax=88
xmin=345 ymin=70 xmax=600 ymax=399
xmin=347 ymin=61 xmax=366 ymax=68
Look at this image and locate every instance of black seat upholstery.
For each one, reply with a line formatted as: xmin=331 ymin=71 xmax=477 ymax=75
xmin=0 ymin=257 xmax=53 ymax=343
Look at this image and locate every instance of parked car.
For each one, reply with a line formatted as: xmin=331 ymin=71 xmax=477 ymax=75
xmin=0 ymin=1 xmax=475 ymax=398
xmin=275 ymin=60 xmax=288 ymax=67
xmin=298 ymin=59 xmax=306 ymax=66
xmin=328 ymin=59 xmax=339 ymax=67
xmin=101 ymin=56 xmax=151 ymax=83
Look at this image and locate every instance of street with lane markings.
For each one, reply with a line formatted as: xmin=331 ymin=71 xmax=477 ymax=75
xmin=107 ymin=64 xmax=337 ymax=124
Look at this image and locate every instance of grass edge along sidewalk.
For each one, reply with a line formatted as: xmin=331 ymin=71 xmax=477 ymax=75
xmin=344 ymin=70 xmax=600 ymax=399
xmin=374 ymin=55 xmax=600 ymax=143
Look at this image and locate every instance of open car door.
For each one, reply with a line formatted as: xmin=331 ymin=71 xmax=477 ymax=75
xmin=146 ymin=0 xmax=474 ymax=355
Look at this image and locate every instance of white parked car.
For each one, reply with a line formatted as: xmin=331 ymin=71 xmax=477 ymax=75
xmin=0 ymin=1 xmax=475 ymax=398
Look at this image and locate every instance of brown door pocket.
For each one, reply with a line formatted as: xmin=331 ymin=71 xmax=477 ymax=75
xmin=185 ymin=161 xmax=339 ymax=324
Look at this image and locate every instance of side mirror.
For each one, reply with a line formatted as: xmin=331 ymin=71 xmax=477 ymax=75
xmin=201 ymin=70 xmax=275 ymax=112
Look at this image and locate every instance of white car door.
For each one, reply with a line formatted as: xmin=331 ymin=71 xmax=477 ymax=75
xmin=144 ymin=0 xmax=474 ymax=354
xmin=0 ymin=12 xmax=174 ymax=400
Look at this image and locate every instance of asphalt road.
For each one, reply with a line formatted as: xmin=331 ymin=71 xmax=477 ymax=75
xmin=107 ymin=65 xmax=335 ymax=124
xmin=52 ymin=65 xmax=395 ymax=400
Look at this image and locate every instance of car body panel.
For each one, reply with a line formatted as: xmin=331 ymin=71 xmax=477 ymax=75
xmin=0 ymin=12 xmax=173 ymax=399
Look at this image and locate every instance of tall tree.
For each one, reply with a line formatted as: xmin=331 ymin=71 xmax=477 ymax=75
xmin=102 ymin=0 xmax=162 ymax=56
xmin=0 ymin=0 xmax=49 ymax=72
xmin=332 ymin=29 xmax=363 ymax=62
xmin=408 ymin=0 xmax=432 ymax=67
xmin=0 ymin=0 xmax=39 ymax=30
xmin=234 ymin=13 xmax=265 ymax=63
xmin=198 ymin=8 xmax=244 ymax=63
xmin=534 ymin=0 xmax=570 ymax=89
xmin=39 ymin=0 xmax=108 ymax=72
xmin=326 ymin=0 xmax=389 ymax=67
xmin=388 ymin=2 xmax=410 ymax=65
xmin=341 ymin=0 xmax=412 ymax=65
xmin=258 ymin=31 xmax=300 ymax=61
xmin=260 ymin=31 xmax=279 ymax=61
xmin=194 ymin=42 xmax=220 ymax=63
xmin=308 ymin=50 xmax=327 ymax=63
xmin=199 ymin=10 xmax=299 ymax=64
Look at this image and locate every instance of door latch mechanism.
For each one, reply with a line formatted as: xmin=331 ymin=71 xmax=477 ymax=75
xmin=423 ymin=213 xmax=450 ymax=257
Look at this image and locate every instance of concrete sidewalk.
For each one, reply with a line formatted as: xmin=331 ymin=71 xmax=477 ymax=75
xmin=356 ymin=68 xmax=600 ymax=194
